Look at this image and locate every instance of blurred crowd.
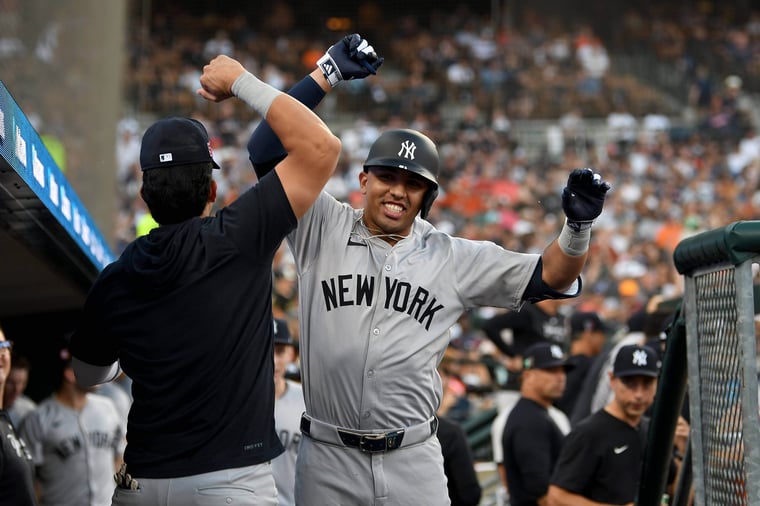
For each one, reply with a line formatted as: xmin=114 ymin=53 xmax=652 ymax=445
xmin=107 ymin=3 xmax=760 ymax=406
xmin=111 ymin=3 xmax=760 ymax=332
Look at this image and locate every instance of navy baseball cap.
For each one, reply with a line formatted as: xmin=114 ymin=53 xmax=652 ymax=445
xmin=613 ymin=344 xmax=660 ymax=378
xmin=523 ymin=342 xmax=572 ymax=370
xmin=140 ymin=117 xmax=220 ymax=171
xmin=273 ymin=318 xmax=295 ymax=347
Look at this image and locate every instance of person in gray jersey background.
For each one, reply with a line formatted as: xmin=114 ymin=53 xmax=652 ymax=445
xmin=271 ymin=317 xmax=304 ymax=506
xmin=19 ymin=344 xmax=125 ymax=506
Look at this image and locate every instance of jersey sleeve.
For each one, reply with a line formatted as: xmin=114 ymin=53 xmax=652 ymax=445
xmin=212 ymin=171 xmax=297 ymax=260
xmin=286 ymin=191 xmax=346 ymax=275
xmin=69 ymin=276 xmax=120 ymax=367
xmin=448 ymin=237 xmax=540 ymax=310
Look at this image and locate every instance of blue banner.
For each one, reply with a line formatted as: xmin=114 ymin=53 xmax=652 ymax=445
xmin=0 ymin=80 xmax=115 ymax=270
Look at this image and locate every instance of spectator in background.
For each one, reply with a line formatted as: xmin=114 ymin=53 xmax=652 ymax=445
xmin=272 ymin=317 xmax=304 ymax=506
xmin=3 ymin=354 xmax=37 ymax=428
xmin=548 ymin=344 xmax=660 ymax=505
xmin=0 ymin=327 xmax=37 ymax=506
xmin=20 ymin=344 xmax=125 ymax=506
xmin=555 ymin=311 xmax=608 ymax=418
xmin=482 ymin=299 xmax=569 ymax=390
xmin=502 ymin=342 xmax=572 ymax=506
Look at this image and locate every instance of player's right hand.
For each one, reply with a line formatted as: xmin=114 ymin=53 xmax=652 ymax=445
xmin=317 ymin=33 xmax=384 ymax=87
xmin=197 ymin=55 xmax=246 ymax=102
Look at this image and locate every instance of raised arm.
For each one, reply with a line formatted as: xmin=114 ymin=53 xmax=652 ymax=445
xmin=247 ymin=34 xmax=384 ymax=179
xmin=541 ymin=168 xmax=610 ymax=291
xmin=198 ymin=56 xmax=341 ymax=218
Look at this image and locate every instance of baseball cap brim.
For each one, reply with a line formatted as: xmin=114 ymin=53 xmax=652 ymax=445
xmin=614 ymin=368 xmax=659 ymax=378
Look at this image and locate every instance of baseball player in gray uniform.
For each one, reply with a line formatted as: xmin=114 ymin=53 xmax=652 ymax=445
xmin=20 ymin=348 xmax=125 ymax=506
xmin=247 ymin=34 xmax=610 ymax=505
xmin=272 ymin=318 xmax=304 ymax=506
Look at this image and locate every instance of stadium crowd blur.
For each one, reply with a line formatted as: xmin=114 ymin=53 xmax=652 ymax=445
xmin=3 ymin=1 xmax=760 ymax=502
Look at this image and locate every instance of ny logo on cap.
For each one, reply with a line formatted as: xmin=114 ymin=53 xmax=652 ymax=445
xmin=398 ymin=140 xmax=416 ymax=160
xmin=550 ymin=344 xmax=563 ymax=359
xmin=632 ymin=349 xmax=648 ymax=367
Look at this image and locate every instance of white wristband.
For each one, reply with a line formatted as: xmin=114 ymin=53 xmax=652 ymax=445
xmin=231 ymin=71 xmax=281 ymax=118
xmin=558 ymin=219 xmax=591 ymax=256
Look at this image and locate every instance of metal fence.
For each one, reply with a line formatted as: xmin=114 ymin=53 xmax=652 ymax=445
xmin=671 ymin=221 xmax=760 ymax=506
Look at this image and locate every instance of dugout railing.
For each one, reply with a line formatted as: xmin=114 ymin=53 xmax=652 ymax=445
xmin=641 ymin=220 xmax=760 ymax=506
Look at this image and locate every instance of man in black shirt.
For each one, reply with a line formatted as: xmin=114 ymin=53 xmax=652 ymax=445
xmin=69 ymin=54 xmax=342 ymax=505
xmin=548 ymin=344 xmax=660 ymax=505
xmin=502 ymin=342 xmax=571 ymax=506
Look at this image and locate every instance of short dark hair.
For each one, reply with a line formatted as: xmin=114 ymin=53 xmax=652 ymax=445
xmin=141 ymin=162 xmax=214 ymax=225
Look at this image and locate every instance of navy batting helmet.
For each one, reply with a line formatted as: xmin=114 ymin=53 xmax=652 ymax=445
xmin=363 ymin=129 xmax=439 ymax=219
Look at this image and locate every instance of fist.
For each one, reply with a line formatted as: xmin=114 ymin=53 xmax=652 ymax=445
xmin=317 ymin=33 xmax=384 ymax=87
xmin=197 ymin=55 xmax=246 ymax=102
xmin=561 ymin=168 xmax=610 ymax=225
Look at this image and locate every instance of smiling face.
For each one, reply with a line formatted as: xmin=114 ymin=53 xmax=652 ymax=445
xmin=359 ymin=167 xmax=430 ymax=243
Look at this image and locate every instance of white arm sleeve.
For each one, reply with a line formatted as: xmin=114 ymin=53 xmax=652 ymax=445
xmin=72 ymin=357 xmax=121 ymax=387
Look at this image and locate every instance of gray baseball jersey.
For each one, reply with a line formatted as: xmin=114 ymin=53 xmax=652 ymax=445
xmin=19 ymin=393 xmax=126 ymax=506
xmin=272 ymin=380 xmax=304 ymax=506
xmin=289 ymin=192 xmax=540 ymax=429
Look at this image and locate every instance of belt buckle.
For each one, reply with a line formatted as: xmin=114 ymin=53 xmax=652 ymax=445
xmin=359 ymin=430 xmax=404 ymax=453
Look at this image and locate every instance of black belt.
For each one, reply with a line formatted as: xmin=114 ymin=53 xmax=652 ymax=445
xmin=300 ymin=414 xmax=438 ymax=453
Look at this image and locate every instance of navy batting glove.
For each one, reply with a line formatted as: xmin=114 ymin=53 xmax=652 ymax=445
xmin=317 ymin=33 xmax=384 ymax=87
xmin=561 ymin=168 xmax=610 ymax=230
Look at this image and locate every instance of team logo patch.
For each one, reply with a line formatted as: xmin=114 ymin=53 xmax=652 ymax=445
xmin=632 ymin=349 xmax=648 ymax=367
xmin=159 ymin=153 xmax=173 ymax=162
xmin=398 ymin=140 xmax=416 ymax=160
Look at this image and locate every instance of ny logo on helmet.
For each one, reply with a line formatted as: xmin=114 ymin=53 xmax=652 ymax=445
xmin=398 ymin=140 xmax=416 ymax=160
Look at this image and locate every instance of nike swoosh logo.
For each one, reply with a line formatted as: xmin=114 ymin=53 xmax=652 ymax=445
xmin=347 ymin=238 xmax=367 ymax=247
xmin=613 ymin=445 xmax=628 ymax=454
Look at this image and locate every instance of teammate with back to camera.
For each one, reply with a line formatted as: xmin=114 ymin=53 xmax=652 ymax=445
xmin=246 ymin=33 xmax=610 ymax=505
xmin=67 ymin=52 xmax=341 ymax=505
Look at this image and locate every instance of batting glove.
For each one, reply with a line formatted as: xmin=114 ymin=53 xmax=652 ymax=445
xmin=317 ymin=33 xmax=384 ymax=88
xmin=561 ymin=168 xmax=610 ymax=230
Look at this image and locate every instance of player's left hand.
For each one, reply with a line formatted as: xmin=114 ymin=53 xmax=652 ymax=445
xmin=317 ymin=33 xmax=384 ymax=87
xmin=561 ymin=168 xmax=610 ymax=227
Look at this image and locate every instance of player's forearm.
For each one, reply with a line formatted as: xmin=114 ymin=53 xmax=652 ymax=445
xmin=248 ymin=72 xmax=329 ymax=178
xmin=540 ymin=240 xmax=586 ymax=292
